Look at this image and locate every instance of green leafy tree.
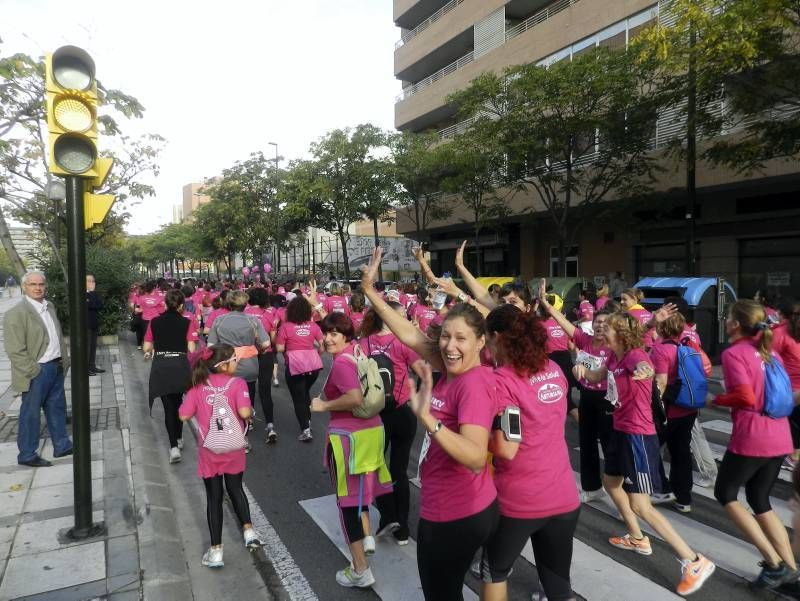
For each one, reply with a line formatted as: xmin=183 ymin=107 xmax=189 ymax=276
xmin=450 ymin=46 xmax=660 ymax=277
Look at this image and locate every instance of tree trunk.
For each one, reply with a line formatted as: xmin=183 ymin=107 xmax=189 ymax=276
xmin=686 ymin=21 xmax=698 ymax=277
xmin=339 ymin=230 xmax=351 ymax=281
xmin=0 ymin=206 xmax=27 ymax=278
xmin=373 ymin=218 xmax=384 ymax=283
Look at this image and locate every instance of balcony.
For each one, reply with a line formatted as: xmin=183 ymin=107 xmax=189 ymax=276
xmin=396 ymin=51 xmax=474 ymax=102
xmin=395 ymin=0 xmax=451 ymax=30
xmin=396 ymin=0 xmax=465 ymax=49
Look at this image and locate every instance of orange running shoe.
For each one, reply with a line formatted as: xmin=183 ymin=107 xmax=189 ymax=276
xmin=608 ymin=533 xmax=652 ymax=556
xmin=676 ymin=554 xmax=716 ymax=596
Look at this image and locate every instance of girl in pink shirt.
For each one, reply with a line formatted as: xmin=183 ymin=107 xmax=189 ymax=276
xmin=574 ymin=311 xmax=715 ymax=596
xmin=711 ymin=300 xmax=796 ymax=588
xmin=481 ymin=305 xmax=580 ymax=601
xmin=178 ymin=344 xmax=260 ymax=568
xmin=361 ymin=247 xmax=498 ymax=601
xmin=774 ymin=300 xmax=800 ymax=469
xmin=324 ymin=283 xmax=350 ymax=316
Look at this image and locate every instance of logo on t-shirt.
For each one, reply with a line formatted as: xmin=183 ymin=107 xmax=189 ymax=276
xmin=537 ymin=382 xmax=564 ymax=403
xmin=295 ymin=326 xmax=310 ymax=337
xmin=431 ymin=395 xmax=445 ymax=410
xmin=549 ymin=327 xmax=565 ymax=338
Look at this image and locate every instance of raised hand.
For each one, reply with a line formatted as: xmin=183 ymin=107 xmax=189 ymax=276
xmin=362 ymin=247 xmax=383 ymax=290
xmin=572 ymin=364 xmax=587 ymax=381
xmin=407 ymin=362 xmax=433 ymax=420
xmin=538 ymin=278 xmax=549 ymax=306
xmin=455 ymin=240 xmax=467 ymax=270
xmin=653 ymin=303 xmax=678 ymax=323
xmin=412 ymin=246 xmax=424 ymax=263
xmin=432 ymin=276 xmax=460 ymax=298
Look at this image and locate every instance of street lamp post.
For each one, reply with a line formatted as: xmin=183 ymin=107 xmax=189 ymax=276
xmin=267 ymin=142 xmax=279 ymax=273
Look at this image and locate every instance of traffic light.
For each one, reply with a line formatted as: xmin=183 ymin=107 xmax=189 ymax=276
xmin=45 ymin=46 xmax=99 ymax=177
xmin=84 ymin=157 xmax=115 ymax=229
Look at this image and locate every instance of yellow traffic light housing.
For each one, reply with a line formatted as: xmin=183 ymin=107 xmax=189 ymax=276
xmin=46 ymin=46 xmax=99 ymax=177
xmin=84 ymin=193 xmax=115 ymax=229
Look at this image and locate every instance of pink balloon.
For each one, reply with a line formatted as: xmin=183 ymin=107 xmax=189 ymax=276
xmin=242 ymin=267 xmax=251 ymax=276
xmin=264 ymin=263 xmax=272 ymax=274
xmin=254 ymin=274 xmax=261 ymax=282
xmin=252 ymin=265 xmax=260 ymax=272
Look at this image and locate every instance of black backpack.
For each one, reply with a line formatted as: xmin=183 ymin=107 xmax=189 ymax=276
xmin=367 ymin=337 xmax=396 ymax=414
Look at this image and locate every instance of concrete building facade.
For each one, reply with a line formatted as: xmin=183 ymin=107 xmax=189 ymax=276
xmin=393 ymin=0 xmax=800 ymax=301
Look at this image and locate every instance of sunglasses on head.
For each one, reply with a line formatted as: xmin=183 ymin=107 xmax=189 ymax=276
xmin=213 ymin=356 xmax=239 ymax=369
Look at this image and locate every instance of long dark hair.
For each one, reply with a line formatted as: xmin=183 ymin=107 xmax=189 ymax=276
xmin=360 ymin=301 xmax=402 ymax=337
xmin=191 ymin=344 xmax=235 ymax=387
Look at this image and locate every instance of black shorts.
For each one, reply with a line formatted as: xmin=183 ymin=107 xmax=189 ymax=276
xmin=604 ymin=430 xmax=664 ymax=495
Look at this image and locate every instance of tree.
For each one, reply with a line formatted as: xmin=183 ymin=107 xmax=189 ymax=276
xmin=450 ymin=46 xmax=661 ymax=277
xmin=389 ymin=130 xmax=453 ymax=242
xmin=0 ymin=43 xmax=163 ymax=276
xmin=439 ymin=121 xmax=509 ymax=277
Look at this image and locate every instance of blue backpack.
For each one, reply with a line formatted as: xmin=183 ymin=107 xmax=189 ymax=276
xmin=664 ymin=340 xmax=708 ymax=410
xmin=184 ymin=298 xmax=196 ymax=315
xmin=763 ymin=357 xmax=794 ymax=418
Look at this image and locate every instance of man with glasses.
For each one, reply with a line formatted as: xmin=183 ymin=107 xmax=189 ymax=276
xmin=3 ymin=271 xmax=72 ymax=467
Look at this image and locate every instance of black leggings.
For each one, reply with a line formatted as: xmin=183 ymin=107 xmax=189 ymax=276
xmin=161 ymin=393 xmax=183 ymax=448
xmin=483 ymin=509 xmax=579 ymax=601
xmin=202 ymin=472 xmax=251 ymax=546
xmin=664 ymin=413 xmax=697 ymax=505
xmin=578 ymin=387 xmax=613 ymax=492
xmin=376 ymin=403 xmax=417 ymax=530
xmin=790 ymin=405 xmax=800 ymax=449
xmin=417 ymin=500 xmax=499 ymax=601
xmin=136 ymin=318 xmax=149 ymax=347
xmin=326 ymin=445 xmax=369 ymax=544
xmin=258 ymin=352 xmax=275 ymax=424
xmin=285 ymin=368 xmax=320 ymax=431
xmin=550 ymin=351 xmax=578 ymax=412
xmin=714 ymin=451 xmax=784 ymax=514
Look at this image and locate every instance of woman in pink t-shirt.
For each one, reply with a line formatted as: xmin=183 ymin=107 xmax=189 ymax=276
xmin=348 ymin=291 xmax=366 ymax=336
xmin=711 ymin=300 xmax=796 ymax=588
xmin=481 ymin=305 xmax=580 ymax=601
xmin=323 ymin=282 xmax=351 ymax=316
xmin=361 ymin=247 xmax=498 ymax=601
xmin=178 ymin=344 xmax=260 ymax=568
xmin=136 ymin=281 xmax=166 ymax=351
xmin=245 ymin=287 xmax=279 ymax=443
xmin=358 ymin=300 xmax=426 ymax=545
xmin=308 ymin=312 xmax=392 ymax=589
xmin=621 ymin=287 xmax=656 ymax=348
xmin=574 ymin=312 xmax=715 ymax=596
xmin=275 ymin=296 xmax=323 ymax=440
xmin=774 ymin=299 xmax=800 ymax=469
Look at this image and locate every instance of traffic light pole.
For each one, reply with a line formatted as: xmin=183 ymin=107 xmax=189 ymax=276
xmin=65 ymin=175 xmax=104 ymax=540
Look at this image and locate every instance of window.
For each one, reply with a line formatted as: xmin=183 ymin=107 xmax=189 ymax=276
xmin=550 ymin=246 xmax=579 ymax=277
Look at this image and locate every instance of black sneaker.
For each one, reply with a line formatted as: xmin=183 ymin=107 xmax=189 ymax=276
xmin=393 ymin=526 xmax=409 ymax=546
xmin=752 ymin=562 xmax=797 ymax=589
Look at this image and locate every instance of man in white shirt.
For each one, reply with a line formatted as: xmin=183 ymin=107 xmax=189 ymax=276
xmin=3 ymin=271 xmax=72 ymax=467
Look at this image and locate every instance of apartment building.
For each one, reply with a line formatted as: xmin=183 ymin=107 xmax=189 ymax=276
xmin=181 ymin=182 xmax=211 ymax=223
xmin=393 ymin=0 xmax=800 ymax=301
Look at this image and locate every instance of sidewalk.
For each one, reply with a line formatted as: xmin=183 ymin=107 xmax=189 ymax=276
xmin=0 ymin=294 xmax=276 ymax=600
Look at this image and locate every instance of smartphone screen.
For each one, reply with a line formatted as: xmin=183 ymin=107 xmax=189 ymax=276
xmin=509 ymin=412 xmax=521 ymax=436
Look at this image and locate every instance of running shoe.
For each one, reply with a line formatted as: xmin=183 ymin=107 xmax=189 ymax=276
xmin=298 ymin=429 xmax=313 ymax=442
xmin=531 ymin=593 xmax=548 ymax=601
xmin=676 ymin=554 xmax=715 ymax=596
xmin=376 ymin=521 xmax=399 ymax=537
xmin=651 ymin=492 xmax=675 ymax=505
xmin=244 ymin=438 xmax=252 ymax=454
xmin=201 ymin=545 xmax=224 ymax=568
xmin=363 ymin=535 xmax=376 ymax=555
xmin=782 ymin=456 xmax=798 ymax=471
xmin=335 ymin=564 xmax=375 ymax=588
xmin=176 ymin=438 xmax=184 ymax=450
xmin=137 ymin=345 xmax=142 ymax=350
xmin=169 ymin=447 xmax=182 ymax=464
xmin=581 ymin=488 xmax=606 ymax=503
xmin=266 ymin=424 xmax=277 ymax=444
xmin=694 ymin=476 xmax=715 ymax=488
xmin=751 ymin=561 xmax=797 ymax=590
xmin=243 ymin=527 xmax=262 ymax=549
xmin=470 ymin=559 xmax=481 ymax=578
xmin=392 ymin=526 xmax=409 ymax=546
xmin=609 ymin=533 xmax=652 ymax=556
xmin=672 ymin=501 xmax=692 ymax=514
xmin=273 ymin=377 xmax=280 ymax=386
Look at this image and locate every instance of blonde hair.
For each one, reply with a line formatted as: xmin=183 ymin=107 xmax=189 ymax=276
xmin=597 ymin=283 xmax=609 ymax=297
xmin=730 ymin=299 xmax=773 ymax=362
xmin=622 ymin=287 xmax=644 ymax=303
xmin=329 ymin=283 xmax=342 ymax=297
xmin=606 ymin=312 xmax=644 ymax=352
xmin=228 ymin=290 xmax=249 ymax=311
xmin=656 ymin=312 xmax=686 ymax=340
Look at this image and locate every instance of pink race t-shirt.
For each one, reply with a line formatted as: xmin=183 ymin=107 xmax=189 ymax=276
xmin=244 ymin=305 xmax=276 ymax=341
xmin=276 ymin=321 xmax=323 ymax=351
xmin=350 ymin=311 xmax=365 ymax=333
xmin=628 ymin=306 xmax=655 ymax=347
xmin=359 ymin=333 xmax=421 ymax=405
xmin=543 ymin=318 xmax=569 ymax=353
xmin=323 ymin=344 xmax=383 ymax=432
xmin=420 ymin=366 xmax=497 ymax=522
xmin=595 ymin=296 xmax=610 ymax=312
xmin=179 ymin=373 xmax=251 ymax=478
xmin=324 ymin=295 xmax=350 ymax=316
xmin=138 ymin=293 xmax=165 ymax=321
xmin=722 ymin=339 xmax=793 ymax=457
xmin=772 ymin=322 xmax=800 ymax=390
xmin=607 ymin=348 xmax=656 ymax=435
xmin=493 ymin=364 xmax=580 ymax=519
xmin=205 ymin=308 xmax=229 ymax=330
xmin=572 ymin=329 xmax=610 ymax=391
xmin=651 ymin=340 xmax=697 ymax=419
xmin=412 ymin=305 xmax=438 ymax=333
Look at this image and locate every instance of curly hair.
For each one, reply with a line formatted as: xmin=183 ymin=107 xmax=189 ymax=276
xmin=606 ymin=311 xmax=644 ymax=352
xmin=285 ymin=296 xmax=312 ymax=324
xmin=486 ymin=304 xmax=548 ymax=376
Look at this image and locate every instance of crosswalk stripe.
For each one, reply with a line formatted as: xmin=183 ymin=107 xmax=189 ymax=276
xmin=299 ymin=493 xmax=478 ymax=601
xmin=702 ymin=420 xmax=732 ymax=435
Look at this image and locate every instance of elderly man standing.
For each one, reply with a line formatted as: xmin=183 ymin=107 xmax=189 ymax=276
xmin=4 ymin=271 xmax=72 ymax=467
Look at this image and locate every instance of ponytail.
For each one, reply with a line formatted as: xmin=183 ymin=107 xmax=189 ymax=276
xmin=730 ymin=299 xmax=773 ymax=363
xmin=191 ymin=344 xmax=235 ymax=387
xmin=360 ymin=300 xmax=402 ymax=337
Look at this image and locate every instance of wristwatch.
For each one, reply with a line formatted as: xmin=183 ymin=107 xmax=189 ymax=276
xmin=457 ymin=292 xmax=468 ymax=303
xmin=428 ymin=420 xmax=443 ymax=435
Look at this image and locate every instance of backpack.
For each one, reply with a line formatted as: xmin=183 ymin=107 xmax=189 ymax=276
xmin=200 ymin=381 xmax=247 ymax=454
xmin=763 ymin=357 xmax=794 ymax=418
xmin=367 ymin=337 xmax=397 ymax=414
xmin=662 ymin=339 xmax=708 ymax=410
xmin=184 ymin=298 xmax=196 ymax=315
xmin=344 ymin=345 xmax=386 ymax=419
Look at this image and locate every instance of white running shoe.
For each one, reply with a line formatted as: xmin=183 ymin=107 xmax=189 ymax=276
xmin=177 ymin=438 xmax=184 ymax=450
xmin=169 ymin=447 xmax=182 ymax=464
xmin=201 ymin=545 xmax=224 ymax=568
xmin=273 ymin=377 xmax=280 ymax=386
xmin=298 ymin=429 xmax=313 ymax=442
xmin=335 ymin=564 xmax=375 ymax=588
xmin=266 ymin=424 xmax=277 ymax=444
xmin=581 ymin=488 xmax=606 ymax=503
xmin=243 ymin=527 xmax=262 ymax=549
xmin=363 ymin=535 xmax=375 ymax=555
xmin=650 ymin=492 xmax=674 ymax=505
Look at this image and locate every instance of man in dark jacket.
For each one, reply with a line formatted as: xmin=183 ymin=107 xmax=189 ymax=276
xmin=86 ymin=274 xmax=105 ymax=375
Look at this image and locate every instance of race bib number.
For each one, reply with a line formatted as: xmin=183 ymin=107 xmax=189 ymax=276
xmin=605 ymin=371 xmax=619 ymax=408
xmin=575 ymin=350 xmax=603 ymax=372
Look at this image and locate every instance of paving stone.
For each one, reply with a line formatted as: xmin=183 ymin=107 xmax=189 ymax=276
xmin=15 ymin=577 xmax=108 ymax=600
xmin=0 ymin=468 xmax=33 ymax=493
xmin=0 ymin=540 xmax=104 ymax=598
xmin=0 ymin=487 xmax=26 ymax=518
xmin=106 ymin=535 xmax=138 ymax=578
xmin=31 ymin=460 xmax=103 ymax=488
xmin=24 ymin=479 xmax=103 ymax=512
xmin=10 ymin=510 xmax=103 ymax=557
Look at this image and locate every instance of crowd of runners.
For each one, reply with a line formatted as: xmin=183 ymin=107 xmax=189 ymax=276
xmin=128 ymin=242 xmax=800 ymax=601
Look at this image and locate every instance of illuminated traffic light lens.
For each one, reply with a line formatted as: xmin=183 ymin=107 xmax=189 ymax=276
xmin=53 ymin=97 xmax=93 ymax=132
xmin=53 ymin=135 xmax=96 ymax=174
xmin=52 ymin=47 xmax=95 ymax=90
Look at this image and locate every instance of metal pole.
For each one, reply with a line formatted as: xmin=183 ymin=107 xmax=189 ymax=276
xmin=65 ymin=176 xmax=103 ymax=540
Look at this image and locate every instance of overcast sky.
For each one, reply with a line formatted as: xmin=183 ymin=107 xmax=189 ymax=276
xmin=3 ymin=0 xmax=399 ymax=234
